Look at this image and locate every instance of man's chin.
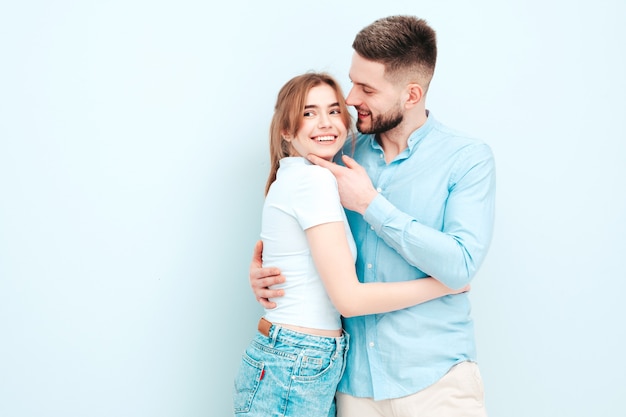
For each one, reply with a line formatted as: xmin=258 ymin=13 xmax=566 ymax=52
xmin=356 ymin=121 xmax=372 ymax=134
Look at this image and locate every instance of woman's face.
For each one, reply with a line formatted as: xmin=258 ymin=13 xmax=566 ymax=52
xmin=286 ymin=84 xmax=347 ymax=161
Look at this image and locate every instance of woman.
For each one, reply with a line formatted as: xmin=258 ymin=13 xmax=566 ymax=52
xmin=233 ymin=72 xmax=466 ymax=416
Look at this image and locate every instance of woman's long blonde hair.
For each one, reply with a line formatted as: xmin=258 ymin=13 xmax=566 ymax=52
xmin=265 ymin=72 xmax=353 ymax=196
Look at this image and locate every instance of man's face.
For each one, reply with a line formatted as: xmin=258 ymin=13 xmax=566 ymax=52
xmin=346 ymin=52 xmax=404 ymax=135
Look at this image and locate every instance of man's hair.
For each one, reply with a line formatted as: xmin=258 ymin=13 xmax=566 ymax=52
xmin=352 ymin=15 xmax=437 ymax=89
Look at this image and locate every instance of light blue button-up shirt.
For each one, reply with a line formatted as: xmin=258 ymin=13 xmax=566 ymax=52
xmin=336 ymin=112 xmax=496 ymax=400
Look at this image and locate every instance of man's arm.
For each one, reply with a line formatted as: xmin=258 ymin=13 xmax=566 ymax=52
xmin=308 ymin=149 xmax=496 ymax=289
xmin=249 ymin=240 xmax=285 ymax=309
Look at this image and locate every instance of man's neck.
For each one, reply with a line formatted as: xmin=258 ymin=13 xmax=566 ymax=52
xmin=378 ymin=108 xmax=428 ymax=163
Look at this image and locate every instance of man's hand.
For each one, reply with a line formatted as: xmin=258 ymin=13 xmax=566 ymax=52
xmin=249 ymin=240 xmax=285 ymax=309
xmin=307 ymin=154 xmax=378 ymax=214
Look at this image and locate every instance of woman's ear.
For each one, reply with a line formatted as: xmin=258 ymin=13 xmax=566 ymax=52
xmin=281 ymin=131 xmax=292 ymax=142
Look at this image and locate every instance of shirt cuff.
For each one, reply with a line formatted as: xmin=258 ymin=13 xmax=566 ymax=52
xmin=363 ymin=193 xmax=397 ymax=232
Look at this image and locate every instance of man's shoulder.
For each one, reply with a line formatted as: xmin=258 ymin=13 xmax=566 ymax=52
xmin=418 ymin=122 xmax=494 ymax=173
xmin=429 ymin=119 xmax=482 ymax=143
xmin=428 ymin=120 xmax=492 ymax=155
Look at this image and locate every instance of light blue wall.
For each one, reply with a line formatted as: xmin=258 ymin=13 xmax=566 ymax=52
xmin=1 ymin=1 xmax=624 ymax=416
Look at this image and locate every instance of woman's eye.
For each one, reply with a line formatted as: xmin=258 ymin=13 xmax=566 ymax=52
xmin=330 ymin=109 xmax=341 ymax=115
xmin=303 ymin=111 xmax=314 ymax=117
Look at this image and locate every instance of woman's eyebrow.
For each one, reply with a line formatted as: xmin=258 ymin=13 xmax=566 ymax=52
xmin=304 ymin=102 xmax=340 ymax=109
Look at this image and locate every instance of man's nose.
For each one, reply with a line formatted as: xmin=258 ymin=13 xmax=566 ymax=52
xmin=345 ymin=88 xmax=358 ymax=106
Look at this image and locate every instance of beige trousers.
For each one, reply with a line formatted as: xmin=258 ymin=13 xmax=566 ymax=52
xmin=336 ymin=361 xmax=487 ymax=417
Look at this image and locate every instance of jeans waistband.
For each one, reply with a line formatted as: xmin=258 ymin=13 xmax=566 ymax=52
xmin=257 ymin=317 xmax=348 ymax=351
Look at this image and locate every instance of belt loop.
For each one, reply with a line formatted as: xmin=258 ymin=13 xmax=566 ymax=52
xmin=332 ymin=337 xmax=339 ymax=360
xmin=258 ymin=317 xmax=281 ymax=347
xmin=269 ymin=323 xmax=281 ymax=347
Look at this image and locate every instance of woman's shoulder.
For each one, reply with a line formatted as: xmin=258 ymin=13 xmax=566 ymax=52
xmin=304 ymin=164 xmax=337 ymax=189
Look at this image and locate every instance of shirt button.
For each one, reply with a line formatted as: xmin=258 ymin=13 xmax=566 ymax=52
xmin=376 ymin=187 xmax=382 ymax=192
xmin=379 ymin=154 xmax=383 ymax=159
xmin=367 ymin=263 xmax=372 ymax=269
xmin=370 ymin=225 xmax=374 ymax=230
xmin=369 ymin=342 xmax=375 ymax=348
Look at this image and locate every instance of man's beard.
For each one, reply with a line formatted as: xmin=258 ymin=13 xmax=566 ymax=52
xmin=356 ymin=107 xmax=403 ymax=135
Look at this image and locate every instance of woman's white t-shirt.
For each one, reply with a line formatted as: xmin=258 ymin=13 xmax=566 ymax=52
xmin=261 ymin=157 xmax=357 ymax=330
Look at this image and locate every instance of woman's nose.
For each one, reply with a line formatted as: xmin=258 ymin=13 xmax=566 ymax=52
xmin=318 ymin=113 xmax=331 ymax=127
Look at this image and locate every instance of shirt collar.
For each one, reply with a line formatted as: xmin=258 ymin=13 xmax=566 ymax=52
xmin=279 ymin=156 xmax=312 ymax=167
xmin=406 ymin=110 xmax=434 ymax=153
xmin=365 ymin=110 xmax=436 ymax=157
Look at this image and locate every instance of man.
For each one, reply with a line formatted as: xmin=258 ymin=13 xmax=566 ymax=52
xmin=249 ymin=15 xmax=495 ymax=417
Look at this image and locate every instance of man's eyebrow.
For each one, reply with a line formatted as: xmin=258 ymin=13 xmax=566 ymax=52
xmin=349 ymin=74 xmax=375 ymax=90
xmin=354 ymin=81 xmax=375 ymax=90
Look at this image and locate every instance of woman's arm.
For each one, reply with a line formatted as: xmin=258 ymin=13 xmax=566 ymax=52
xmin=306 ymin=221 xmax=467 ymax=318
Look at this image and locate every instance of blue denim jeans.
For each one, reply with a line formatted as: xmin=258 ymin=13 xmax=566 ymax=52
xmin=233 ymin=322 xmax=349 ymax=417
